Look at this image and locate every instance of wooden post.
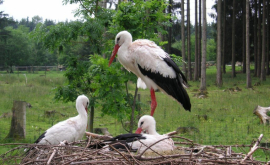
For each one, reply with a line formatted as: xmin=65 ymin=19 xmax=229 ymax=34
xmin=89 ymin=106 xmax=94 ymax=132
xmin=6 ymin=101 xmax=27 ymax=140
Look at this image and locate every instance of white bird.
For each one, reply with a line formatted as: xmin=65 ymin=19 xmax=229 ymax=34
xmin=34 ymin=95 xmax=89 ymax=145
xmin=109 ymin=31 xmax=191 ymax=116
xmin=90 ymin=115 xmax=174 ymax=154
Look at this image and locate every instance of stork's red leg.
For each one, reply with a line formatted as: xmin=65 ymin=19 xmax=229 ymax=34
xmin=150 ymin=88 xmax=157 ymax=116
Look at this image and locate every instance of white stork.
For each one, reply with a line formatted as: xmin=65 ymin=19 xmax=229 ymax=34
xmin=109 ymin=31 xmax=191 ymax=116
xmin=34 ymin=95 xmax=89 ymax=145
xmin=89 ymin=115 xmax=174 ymax=154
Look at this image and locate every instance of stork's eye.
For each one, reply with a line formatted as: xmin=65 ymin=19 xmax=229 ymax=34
xmin=117 ymin=37 xmax=120 ymax=41
xmin=140 ymin=121 xmax=144 ymax=126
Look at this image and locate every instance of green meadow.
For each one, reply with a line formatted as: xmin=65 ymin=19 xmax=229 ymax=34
xmin=0 ymin=66 xmax=270 ymax=161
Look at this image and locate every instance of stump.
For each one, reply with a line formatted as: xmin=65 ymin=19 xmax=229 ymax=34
xmin=6 ymin=101 xmax=27 ymax=140
xmin=253 ymin=105 xmax=270 ymax=125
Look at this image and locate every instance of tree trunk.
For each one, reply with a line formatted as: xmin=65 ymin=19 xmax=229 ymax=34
xmin=200 ymin=0 xmax=207 ymax=91
xmin=246 ymin=0 xmax=251 ymax=88
xmin=168 ymin=0 xmax=172 ymax=54
xmin=198 ymin=0 xmax=202 ymax=77
xmin=257 ymin=0 xmax=261 ymax=77
xmin=231 ymin=0 xmax=236 ymax=78
xmin=260 ymin=0 xmax=266 ymax=81
xmin=222 ymin=0 xmax=226 ymax=74
xmin=267 ymin=0 xmax=270 ymax=75
xmin=6 ymin=101 xmax=26 ymax=140
xmin=181 ymin=0 xmax=186 ymax=77
xmin=129 ymin=86 xmax=138 ymax=133
xmin=242 ymin=0 xmax=246 ymax=73
xmin=254 ymin=0 xmax=258 ymax=77
xmin=216 ymin=0 xmax=222 ymax=87
xmin=194 ymin=0 xmax=198 ymax=81
xmin=187 ymin=0 xmax=192 ymax=81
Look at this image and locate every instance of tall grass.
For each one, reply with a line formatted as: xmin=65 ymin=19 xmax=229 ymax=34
xmin=0 ymin=67 xmax=270 ymax=160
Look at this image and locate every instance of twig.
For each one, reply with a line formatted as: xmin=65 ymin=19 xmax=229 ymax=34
xmin=47 ymin=140 xmax=67 ymax=165
xmin=85 ymin=131 xmax=113 ymax=140
xmin=164 ymin=131 xmax=178 ymax=136
xmin=241 ymin=134 xmax=263 ymax=163
xmin=109 ymin=144 xmax=131 ymax=164
xmin=70 ymin=160 xmax=123 ymax=164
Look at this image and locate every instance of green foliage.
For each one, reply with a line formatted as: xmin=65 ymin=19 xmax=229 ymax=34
xmin=54 ymin=54 xmax=138 ymax=121
xmin=110 ymin=0 xmax=170 ymax=41
xmin=54 ymin=56 xmax=91 ymax=102
xmin=0 ymin=26 xmax=30 ymax=71
xmin=170 ymin=54 xmax=184 ymax=67
xmin=31 ymin=21 xmax=83 ymax=52
xmin=172 ymin=34 xmax=216 ymax=62
xmin=88 ymin=55 xmax=137 ymax=120
xmin=206 ymin=38 xmax=216 ymax=61
xmin=267 ymin=111 xmax=270 ymax=117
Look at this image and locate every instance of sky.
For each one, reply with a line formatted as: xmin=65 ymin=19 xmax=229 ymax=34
xmin=0 ymin=0 xmax=80 ymax=22
xmin=0 ymin=0 xmax=216 ymax=24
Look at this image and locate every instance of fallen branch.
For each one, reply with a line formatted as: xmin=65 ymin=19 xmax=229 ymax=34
xmin=241 ymin=134 xmax=263 ymax=163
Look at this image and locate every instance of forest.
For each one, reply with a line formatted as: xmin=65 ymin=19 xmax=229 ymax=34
xmin=0 ymin=0 xmax=269 ymax=87
xmin=0 ymin=0 xmax=217 ymax=72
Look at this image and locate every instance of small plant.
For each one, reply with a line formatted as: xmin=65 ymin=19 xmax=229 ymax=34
xmin=266 ymin=111 xmax=270 ymax=117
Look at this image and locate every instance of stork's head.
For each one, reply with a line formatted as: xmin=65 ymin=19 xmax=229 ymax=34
xmin=135 ymin=115 xmax=157 ymax=134
xmin=109 ymin=31 xmax=132 ymax=66
xmin=76 ymin=95 xmax=89 ymax=114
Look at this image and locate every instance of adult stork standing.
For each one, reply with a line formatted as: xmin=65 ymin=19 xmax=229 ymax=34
xmin=89 ymin=115 xmax=175 ymax=153
xmin=34 ymin=95 xmax=89 ymax=145
xmin=109 ymin=31 xmax=191 ymax=116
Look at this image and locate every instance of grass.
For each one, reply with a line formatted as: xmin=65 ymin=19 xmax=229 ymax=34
xmin=0 ymin=66 xmax=270 ymax=161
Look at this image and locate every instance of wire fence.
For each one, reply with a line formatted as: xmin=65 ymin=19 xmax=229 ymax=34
xmin=0 ymin=66 xmax=64 ymax=72
xmin=1 ymin=103 xmax=269 ymax=147
xmin=0 ymin=69 xmax=270 ymax=155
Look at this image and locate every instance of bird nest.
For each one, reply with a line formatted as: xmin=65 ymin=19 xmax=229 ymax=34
xmin=0 ymin=133 xmax=269 ymax=165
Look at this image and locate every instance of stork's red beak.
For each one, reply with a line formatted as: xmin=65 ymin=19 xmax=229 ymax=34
xmin=85 ymin=107 xmax=88 ymax=113
xmin=109 ymin=44 xmax=120 ymax=66
xmin=135 ymin=127 xmax=143 ymax=134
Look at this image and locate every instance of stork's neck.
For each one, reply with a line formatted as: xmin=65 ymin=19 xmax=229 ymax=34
xmin=76 ymin=101 xmax=87 ymax=119
xmin=148 ymin=125 xmax=159 ymax=135
xmin=121 ymin=36 xmax=132 ymax=49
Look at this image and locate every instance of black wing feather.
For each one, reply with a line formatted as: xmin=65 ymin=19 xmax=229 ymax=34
xmin=88 ymin=133 xmax=145 ymax=152
xmin=110 ymin=133 xmax=144 ymax=141
xmin=138 ymin=57 xmax=191 ymax=111
xmin=34 ymin=131 xmax=46 ymax=144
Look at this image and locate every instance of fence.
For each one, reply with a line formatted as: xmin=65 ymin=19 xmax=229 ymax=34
xmin=1 ymin=100 xmax=269 ymax=147
xmin=0 ymin=70 xmax=269 ymax=155
xmin=0 ymin=66 xmax=64 ymax=72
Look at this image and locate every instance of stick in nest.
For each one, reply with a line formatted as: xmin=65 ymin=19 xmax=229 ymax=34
xmin=85 ymin=131 xmax=113 ymax=140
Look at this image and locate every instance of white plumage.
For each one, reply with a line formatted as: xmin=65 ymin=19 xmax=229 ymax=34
xmin=109 ymin=31 xmax=191 ymax=116
xmin=92 ymin=115 xmax=174 ymax=154
xmin=132 ymin=115 xmax=175 ymax=153
xmin=34 ymin=95 xmax=89 ymax=145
